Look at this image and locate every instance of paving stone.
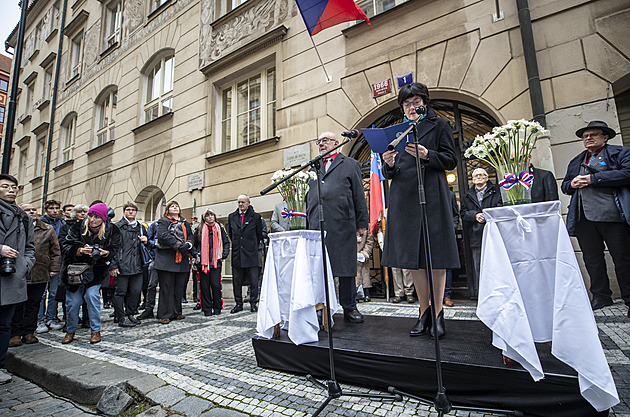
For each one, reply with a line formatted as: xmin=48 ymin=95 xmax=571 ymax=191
xmin=172 ymin=395 xmax=213 ymax=416
xmin=137 ymin=405 xmax=169 ymax=417
xmin=96 ymin=385 xmax=134 ymax=415
xmin=128 ymin=374 xmax=166 ymax=395
xmin=200 ymin=407 xmax=250 ymax=416
xmin=145 ymin=385 xmax=187 ymax=407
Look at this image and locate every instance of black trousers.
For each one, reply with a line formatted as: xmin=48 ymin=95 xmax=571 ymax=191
xmin=192 ymin=271 xmax=200 ymax=302
xmin=156 ymin=270 xmax=188 ymax=319
xmin=233 ymin=266 xmax=258 ymax=306
xmin=338 ymin=276 xmax=357 ymax=311
xmin=575 ymin=219 xmax=630 ymax=305
xmin=113 ymin=273 xmax=143 ymax=319
xmin=199 ymin=267 xmax=223 ymax=313
xmin=11 ymin=283 xmax=47 ymax=337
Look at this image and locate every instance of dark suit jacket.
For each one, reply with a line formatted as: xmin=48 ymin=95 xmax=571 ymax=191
xmin=228 ymin=205 xmax=263 ymax=269
xmin=530 ymin=165 xmax=559 ymax=203
xmin=461 ymin=181 xmax=502 ymax=248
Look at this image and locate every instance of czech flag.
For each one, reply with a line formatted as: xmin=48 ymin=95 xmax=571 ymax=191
xmin=295 ymin=0 xmax=371 ymax=36
xmin=369 ymin=150 xmax=385 ymax=234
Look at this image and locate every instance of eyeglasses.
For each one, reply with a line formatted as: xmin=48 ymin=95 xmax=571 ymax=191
xmin=315 ymin=138 xmax=334 ymax=145
xmin=0 ymin=184 xmax=18 ymax=191
xmin=473 ymin=174 xmax=488 ymax=178
xmin=402 ymin=99 xmax=424 ymax=109
xmin=582 ymin=133 xmax=602 ymax=139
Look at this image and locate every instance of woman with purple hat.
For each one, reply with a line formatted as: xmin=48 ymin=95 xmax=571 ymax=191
xmin=61 ymin=203 xmax=121 ymax=344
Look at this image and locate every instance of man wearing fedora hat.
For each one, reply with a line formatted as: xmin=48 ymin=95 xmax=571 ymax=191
xmin=561 ymin=120 xmax=630 ymax=317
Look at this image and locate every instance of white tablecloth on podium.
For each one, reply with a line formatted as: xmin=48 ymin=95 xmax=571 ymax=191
xmin=475 ymin=201 xmax=618 ymax=412
xmin=256 ymin=230 xmax=338 ymax=345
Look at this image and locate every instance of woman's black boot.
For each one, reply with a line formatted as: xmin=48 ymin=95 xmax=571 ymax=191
xmin=410 ymin=307 xmax=432 ymax=336
xmin=430 ymin=309 xmax=446 ymax=339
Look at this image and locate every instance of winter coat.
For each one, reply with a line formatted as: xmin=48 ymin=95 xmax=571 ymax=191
xmin=356 ymin=230 xmax=374 ymax=286
xmin=530 ymin=165 xmax=559 ymax=203
xmin=40 ymin=215 xmax=65 ymax=237
xmin=0 ymin=200 xmax=35 ymax=306
xmin=306 ymin=153 xmax=369 ymax=277
xmin=153 ymin=217 xmax=193 ymax=273
xmin=28 ymin=219 xmax=61 ymax=284
xmin=460 ymin=181 xmax=502 ymax=248
xmin=193 ymin=223 xmax=230 ymax=267
xmin=227 ymin=206 xmax=263 ymax=269
xmin=381 ymin=108 xmax=460 ymax=270
xmin=111 ymin=219 xmax=147 ymax=276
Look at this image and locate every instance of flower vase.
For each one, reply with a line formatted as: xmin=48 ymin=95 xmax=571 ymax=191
xmin=497 ymin=167 xmax=533 ymax=206
xmin=287 ymin=200 xmax=307 ymax=230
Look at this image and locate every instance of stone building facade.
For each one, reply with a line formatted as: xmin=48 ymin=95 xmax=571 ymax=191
xmin=0 ymin=54 xmax=11 ymax=138
xmin=4 ymin=0 xmax=630 ymax=293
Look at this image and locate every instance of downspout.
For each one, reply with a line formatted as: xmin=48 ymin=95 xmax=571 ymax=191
xmin=41 ymin=0 xmax=69 ymax=208
xmin=1 ymin=0 xmax=29 ymax=174
xmin=516 ymin=0 xmax=546 ymax=128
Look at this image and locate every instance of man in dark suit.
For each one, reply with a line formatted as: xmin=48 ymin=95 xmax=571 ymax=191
xmin=306 ymin=132 xmax=369 ymax=323
xmin=228 ymin=195 xmax=263 ymax=313
xmin=530 ymin=165 xmax=559 ymax=203
xmin=561 ymin=120 xmax=630 ymax=317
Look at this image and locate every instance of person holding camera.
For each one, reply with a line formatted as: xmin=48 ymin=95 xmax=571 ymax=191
xmin=61 ymin=203 xmax=121 ymax=344
xmin=154 ymin=201 xmax=193 ymax=324
xmin=0 ymin=174 xmax=35 ymax=383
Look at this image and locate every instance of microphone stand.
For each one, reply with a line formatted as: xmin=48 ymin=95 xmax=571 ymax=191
xmin=261 ymin=138 xmax=400 ymax=416
xmin=386 ymin=117 xmax=522 ymax=417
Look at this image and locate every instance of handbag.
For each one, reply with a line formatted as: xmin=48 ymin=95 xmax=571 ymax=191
xmin=67 ymin=263 xmax=93 ymax=285
xmin=139 ymin=226 xmax=154 ymax=265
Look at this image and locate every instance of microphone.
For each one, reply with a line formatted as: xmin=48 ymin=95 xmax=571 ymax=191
xmin=341 ymin=129 xmax=360 ymax=139
xmin=415 ymin=105 xmax=428 ymax=116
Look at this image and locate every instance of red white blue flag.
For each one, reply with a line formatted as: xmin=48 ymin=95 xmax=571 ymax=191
xmin=370 ymin=150 xmax=385 ymax=234
xmin=295 ymin=0 xmax=371 ymax=36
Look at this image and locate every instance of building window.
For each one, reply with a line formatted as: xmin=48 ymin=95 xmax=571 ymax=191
xmin=0 ymin=79 xmax=8 ymax=91
xmin=35 ymin=137 xmax=46 ymax=178
xmin=221 ymin=0 xmax=247 ymax=16
xmin=144 ymin=55 xmax=174 ymax=123
xmin=104 ymin=1 xmax=122 ymax=48
xmin=43 ymin=64 xmax=53 ymax=100
xmin=151 ymin=0 xmax=168 ymax=12
xmin=0 ymin=107 xmax=5 ymax=123
xmin=51 ymin=2 xmax=60 ymax=34
xmin=356 ymin=0 xmax=400 ymax=17
xmin=60 ymin=115 xmax=76 ymax=163
xmin=33 ymin=21 xmax=42 ymax=53
xmin=145 ymin=190 xmax=165 ymax=222
xmin=18 ymin=148 xmax=28 ymax=184
xmin=70 ymin=32 xmax=83 ymax=78
xmin=220 ymin=66 xmax=276 ymax=152
xmin=26 ymin=80 xmax=35 ymax=113
xmin=95 ymin=89 xmax=117 ymax=146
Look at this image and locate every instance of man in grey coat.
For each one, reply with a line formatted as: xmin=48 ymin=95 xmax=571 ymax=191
xmin=0 ymin=174 xmax=35 ymax=383
xmin=306 ymin=132 xmax=369 ymax=323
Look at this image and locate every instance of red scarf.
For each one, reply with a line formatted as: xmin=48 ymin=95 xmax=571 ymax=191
xmin=201 ymin=223 xmax=222 ymax=272
xmin=167 ymin=215 xmax=187 ymax=263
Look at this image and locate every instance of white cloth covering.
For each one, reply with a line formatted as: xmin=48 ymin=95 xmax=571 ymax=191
xmin=256 ymin=230 xmax=338 ymax=345
xmin=476 ymin=201 xmax=619 ymax=412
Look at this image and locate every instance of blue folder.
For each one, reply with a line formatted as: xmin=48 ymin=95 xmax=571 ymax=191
xmin=361 ymin=121 xmax=413 ymax=154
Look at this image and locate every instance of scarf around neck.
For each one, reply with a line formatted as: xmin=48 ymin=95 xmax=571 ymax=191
xmin=201 ymin=222 xmax=222 ymax=272
xmin=166 ymin=215 xmax=187 ymax=263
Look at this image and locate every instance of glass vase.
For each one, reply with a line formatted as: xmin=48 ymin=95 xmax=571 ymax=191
xmin=497 ymin=167 xmax=532 ymax=206
xmin=287 ymin=200 xmax=307 ymax=230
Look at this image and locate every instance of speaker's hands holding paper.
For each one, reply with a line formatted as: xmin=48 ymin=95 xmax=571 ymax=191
xmin=405 ymin=143 xmax=429 ymax=160
xmin=383 ymin=149 xmax=397 ymax=167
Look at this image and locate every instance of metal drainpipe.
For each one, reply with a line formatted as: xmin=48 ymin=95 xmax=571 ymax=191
xmin=516 ymin=0 xmax=546 ymax=128
xmin=1 ymin=0 xmax=29 ymax=174
xmin=41 ymin=0 xmax=69 ymax=209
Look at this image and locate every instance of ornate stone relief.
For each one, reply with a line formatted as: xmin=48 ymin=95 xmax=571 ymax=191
xmin=125 ymin=0 xmax=144 ymax=35
xmin=84 ymin=21 xmax=101 ymax=68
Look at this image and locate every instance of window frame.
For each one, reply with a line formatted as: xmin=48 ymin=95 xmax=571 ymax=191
xmin=26 ymin=80 xmax=36 ymax=114
xmin=60 ymin=114 xmax=76 ymax=164
xmin=0 ymin=79 xmax=8 ymax=91
xmin=94 ymin=88 xmax=117 ymax=147
xmin=42 ymin=64 xmax=54 ymax=101
xmin=104 ymin=0 xmax=122 ymax=48
xmin=35 ymin=136 xmax=46 ymax=178
xmin=70 ymin=31 xmax=84 ymax=79
xmin=143 ymin=54 xmax=174 ymax=123
xmin=18 ymin=147 xmax=28 ymax=185
xmin=0 ymin=106 xmax=5 ymax=123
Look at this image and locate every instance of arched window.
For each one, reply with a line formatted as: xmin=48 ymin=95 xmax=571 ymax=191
xmin=59 ymin=113 xmax=77 ymax=164
xmin=95 ymin=87 xmax=117 ymax=147
xmin=144 ymin=54 xmax=174 ymax=123
xmin=145 ymin=189 xmax=165 ymax=222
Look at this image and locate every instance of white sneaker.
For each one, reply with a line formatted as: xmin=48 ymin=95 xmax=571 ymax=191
xmin=46 ymin=319 xmax=64 ymax=331
xmin=0 ymin=370 xmax=12 ymax=384
xmin=35 ymin=322 xmax=49 ymax=334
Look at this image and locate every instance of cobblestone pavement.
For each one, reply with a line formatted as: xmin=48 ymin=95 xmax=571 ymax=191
xmin=5 ymin=299 xmax=630 ymax=417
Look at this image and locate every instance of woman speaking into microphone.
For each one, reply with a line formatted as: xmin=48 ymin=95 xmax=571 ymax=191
xmin=381 ymin=82 xmax=459 ymax=339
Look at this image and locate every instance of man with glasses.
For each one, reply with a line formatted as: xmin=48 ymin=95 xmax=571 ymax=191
xmin=562 ymin=121 xmax=630 ymax=317
xmin=306 ymin=132 xmax=369 ymax=323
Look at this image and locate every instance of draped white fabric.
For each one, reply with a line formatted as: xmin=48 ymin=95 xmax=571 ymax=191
xmin=256 ymin=230 xmax=338 ymax=345
xmin=476 ymin=201 xmax=619 ymax=412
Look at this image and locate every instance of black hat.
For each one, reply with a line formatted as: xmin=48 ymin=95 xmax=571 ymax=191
xmin=575 ymin=121 xmax=616 ymax=139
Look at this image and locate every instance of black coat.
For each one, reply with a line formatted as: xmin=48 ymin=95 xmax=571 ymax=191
xmin=460 ymin=182 xmax=502 ymax=248
xmin=227 ymin=206 xmax=263 ymax=269
xmin=111 ymin=219 xmax=148 ymax=276
xmin=530 ymin=165 xmax=559 ymax=203
xmin=153 ymin=217 xmax=193 ymax=273
xmin=306 ymin=153 xmax=369 ymax=277
xmin=193 ymin=223 xmax=230 ymax=267
xmin=381 ymin=109 xmax=460 ymax=269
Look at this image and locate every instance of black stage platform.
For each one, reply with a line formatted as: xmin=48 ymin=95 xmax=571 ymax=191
xmin=253 ymin=315 xmax=607 ymax=417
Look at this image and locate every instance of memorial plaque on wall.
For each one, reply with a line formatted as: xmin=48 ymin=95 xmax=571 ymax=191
xmin=283 ymin=143 xmax=310 ymax=168
xmin=188 ymin=172 xmax=204 ymax=192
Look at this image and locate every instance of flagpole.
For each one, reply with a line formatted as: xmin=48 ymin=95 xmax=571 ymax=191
xmin=308 ymin=35 xmax=332 ymax=83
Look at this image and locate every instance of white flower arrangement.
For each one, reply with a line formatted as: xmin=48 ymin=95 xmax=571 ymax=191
xmin=271 ymin=169 xmax=317 ymax=229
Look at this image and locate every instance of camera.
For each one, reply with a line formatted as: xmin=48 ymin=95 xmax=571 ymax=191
xmin=0 ymin=257 xmax=16 ymax=275
xmin=92 ymin=244 xmax=102 ymax=261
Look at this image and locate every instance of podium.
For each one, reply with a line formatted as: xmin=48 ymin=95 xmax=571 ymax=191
xmin=476 ymin=201 xmax=618 ymax=412
xmin=256 ymin=230 xmax=338 ymax=345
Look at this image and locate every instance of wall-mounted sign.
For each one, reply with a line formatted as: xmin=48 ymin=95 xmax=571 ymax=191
xmin=188 ymin=172 xmax=204 ymax=192
xmin=397 ymin=72 xmax=413 ymax=88
xmin=284 ymin=143 xmax=310 ymax=168
xmin=371 ymin=79 xmax=392 ymax=98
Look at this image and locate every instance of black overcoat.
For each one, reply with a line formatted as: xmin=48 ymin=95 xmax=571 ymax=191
xmin=227 ymin=206 xmax=263 ymax=269
xmin=306 ymin=153 xmax=369 ymax=277
xmin=153 ymin=217 xmax=193 ymax=274
xmin=530 ymin=165 xmax=559 ymax=203
xmin=381 ymin=109 xmax=460 ymax=270
xmin=460 ymin=181 xmax=502 ymax=248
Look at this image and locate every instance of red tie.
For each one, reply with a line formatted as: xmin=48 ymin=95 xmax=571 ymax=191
xmin=241 ymin=213 xmax=244 ymax=224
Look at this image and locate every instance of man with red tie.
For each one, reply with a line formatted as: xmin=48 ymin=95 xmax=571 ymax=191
xmin=227 ymin=195 xmax=263 ymax=314
xmin=561 ymin=120 xmax=630 ymax=317
xmin=306 ymin=132 xmax=369 ymax=323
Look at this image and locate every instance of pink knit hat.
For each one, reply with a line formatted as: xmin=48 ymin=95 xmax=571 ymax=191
xmin=88 ymin=203 xmax=109 ymax=222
